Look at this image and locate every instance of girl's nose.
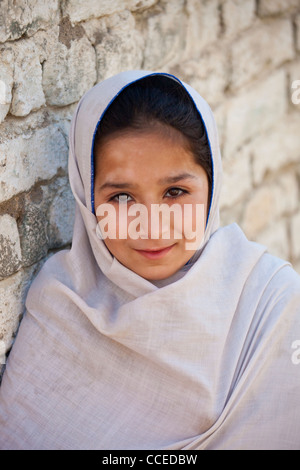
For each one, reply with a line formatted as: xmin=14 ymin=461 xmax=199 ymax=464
xmin=146 ymin=201 xmax=181 ymax=241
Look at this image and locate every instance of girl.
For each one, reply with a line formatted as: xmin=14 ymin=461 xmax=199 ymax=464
xmin=0 ymin=71 xmax=300 ymax=450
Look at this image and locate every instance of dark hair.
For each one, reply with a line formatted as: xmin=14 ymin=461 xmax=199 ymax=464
xmin=94 ymin=75 xmax=213 ymax=203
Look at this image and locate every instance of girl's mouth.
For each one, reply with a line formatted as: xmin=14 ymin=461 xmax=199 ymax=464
xmin=135 ymin=244 xmax=176 ymax=260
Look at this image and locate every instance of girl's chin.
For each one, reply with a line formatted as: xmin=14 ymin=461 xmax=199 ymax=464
xmin=131 ymin=261 xmax=187 ymax=281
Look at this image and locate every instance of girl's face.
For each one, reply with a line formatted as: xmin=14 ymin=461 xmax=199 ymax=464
xmin=94 ymin=129 xmax=209 ymax=281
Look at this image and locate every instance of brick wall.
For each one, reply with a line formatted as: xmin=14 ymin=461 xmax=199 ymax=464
xmin=0 ymin=0 xmax=300 ymax=371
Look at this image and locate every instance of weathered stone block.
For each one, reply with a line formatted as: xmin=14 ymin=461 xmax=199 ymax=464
xmin=80 ymin=17 xmax=105 ymax=45
xmin=231 ymin=20 xmax=294 ymax=89
xmin=0 ymin=124 xmax=68 ymax=203
xmin=220 ymin=147 xmax=252 ymax=209
xmin=0 ymin=102 xmax=9 ymax=125
xmin=258 ymin=0 xmax=300 ymax=16
xmin=32 ymin=26 xmax=59 ymax=63
xmin=0 ymin=0 xmax=59 ymax=43
xmin=184 ymin=0 xmax=220 ymax=60
xmin=141 ymin=0 xmax=186 ymax=70
xmin=289 ymin=61 xmax=300 ymax=83
xmin=42 ymin=35 xmax=96 ymax=106
xmin=0 ymin=264 xmax=41 ymax=361
xmin=225 ymin=70 xmax=287 ymax=157
xmin=251 ymin=115 xmax=300 ymax=185
xmin=19 ymin=203 xmax=49 ymax=267
xmin=0 ymin=214 xmax=22 ymax=279
xmin=63 ymin=0 xmax=157 ymax=23
xmin=242 ymin=173 xmax=299 ymax=238
xmin=11 ymin=40 xmax=46 ymax=117
xmin=0 ymin=47 xmax=14 ymax=123
xmin=176 ymin=46 xmax=228 ymax=108
xmin=274 ymin=173 xmax=299 ymax=216
xmin=213 ymin=104 xmax=226 ymax=152
xmin=95 ymin=11 xmax=143 ymax=82
xmin=243 ymin=187 xmax=274 ymax=238
xmin=220 ymin=200 xmax=244 ymax=229
xmin=222 ymin=0 xmax=256 ymax=38
xmin=296 ymin=16 xmax=300 ymax=52
xmin=48 ymin=177 xmax=75 ymax=248
xmin=14 ymin=176 xmax=74 ymax=268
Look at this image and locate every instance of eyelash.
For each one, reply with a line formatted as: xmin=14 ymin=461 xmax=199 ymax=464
xmin=165 ymin=187 xmax=189 ymax=199
xmin=108 ymin=188 xmax=189 ymax=203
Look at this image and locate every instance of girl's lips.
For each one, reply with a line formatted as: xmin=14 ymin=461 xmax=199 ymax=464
xmin=135 ymin=244 xmax=175 ymax=260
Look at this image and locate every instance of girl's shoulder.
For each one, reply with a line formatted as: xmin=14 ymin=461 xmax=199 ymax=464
xmin=253 ymin=248 xmax=300 ymax=298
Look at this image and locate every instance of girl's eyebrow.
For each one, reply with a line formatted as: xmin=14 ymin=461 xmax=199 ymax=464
xmin=98 ymin=182 xmax=136 ymax=191
xmin=98 ymin=173 xmax=198 ymax=192
xmin=158 ymin=173 xmax=198 ymax=184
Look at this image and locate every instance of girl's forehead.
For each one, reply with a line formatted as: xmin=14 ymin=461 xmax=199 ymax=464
xmin=94 ymin=131 xmax=208 ymax=186
xmin=95 ymin=130 xmax=193 ymax=165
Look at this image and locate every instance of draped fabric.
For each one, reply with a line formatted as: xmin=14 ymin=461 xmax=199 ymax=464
xmin=0 ymin=71 xmax=299 ymax=450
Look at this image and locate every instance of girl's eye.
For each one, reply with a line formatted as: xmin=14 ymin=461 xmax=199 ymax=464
xmin=165 ymin=188 xmax=187 ymax=198
xmin=110 ymin=193 xmax=133 ymax=203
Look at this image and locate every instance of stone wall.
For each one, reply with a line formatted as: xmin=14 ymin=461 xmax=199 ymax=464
xmin=0 ymin=0 xmax=300 ymax=371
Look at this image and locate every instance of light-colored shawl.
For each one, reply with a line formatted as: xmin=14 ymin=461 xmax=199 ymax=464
xmin=1 ymin=71 xmax=300 ymax=450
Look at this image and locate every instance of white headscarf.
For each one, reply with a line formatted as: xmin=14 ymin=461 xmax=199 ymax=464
xmin=1 ymin=71 xmax=300 ymax=450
